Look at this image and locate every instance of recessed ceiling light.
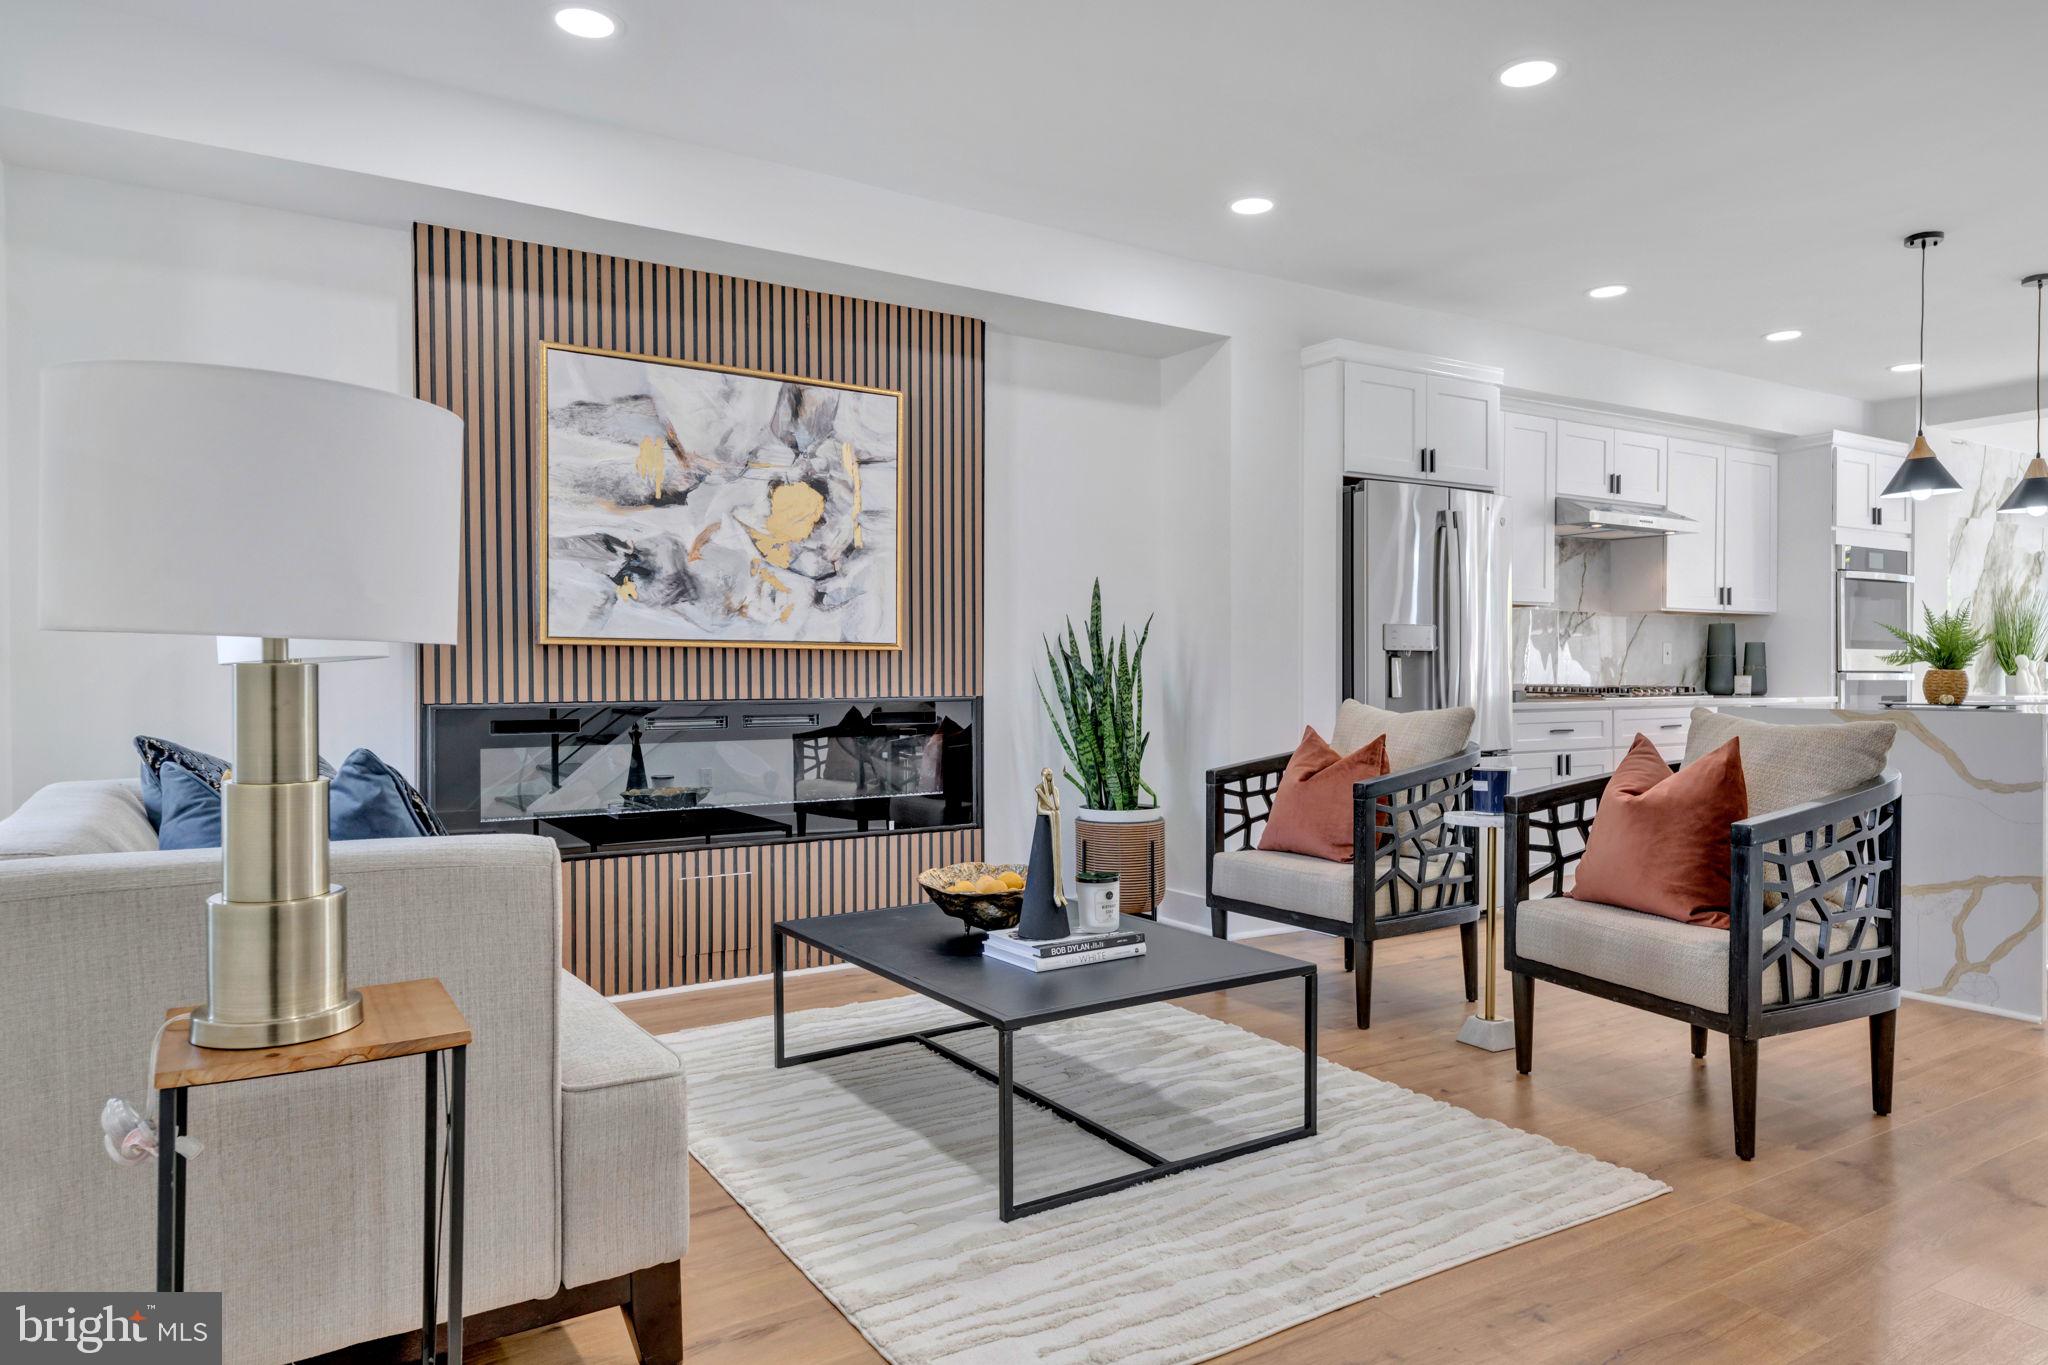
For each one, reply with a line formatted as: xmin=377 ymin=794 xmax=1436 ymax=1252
xmin=1230 ymin=197 xmax=1274 ymax=216
xmin=1763 ymin=329 xmax=1803 ymax=342
xmin=1890 ymin=361 xmax=1925 ymax=373
xmin=554 ymin=7 xmax=617 ymax=38
xmin=1586 ymin=284 xmax=1629 ymax=299
xmin=1498 ymin=59 xmax=1559 ymax=88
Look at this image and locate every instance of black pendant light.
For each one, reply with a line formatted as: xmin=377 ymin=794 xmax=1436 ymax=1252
xmin=1881 ymin=230 xmax=1964 ymax=501
xmin=1997 ymin=273 xmax=2048 ymax=517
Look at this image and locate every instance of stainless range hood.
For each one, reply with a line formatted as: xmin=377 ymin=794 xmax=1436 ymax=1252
xmin=1552 ymin=496 xmax=1700 ymax=540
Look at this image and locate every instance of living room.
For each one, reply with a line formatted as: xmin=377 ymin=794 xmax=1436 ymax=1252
xmin=5 ymin=3 xmax=2048 ymax=1362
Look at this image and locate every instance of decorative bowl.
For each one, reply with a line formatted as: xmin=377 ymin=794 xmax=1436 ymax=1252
xmin=918 ymin=862 xmax=1028 ymax=932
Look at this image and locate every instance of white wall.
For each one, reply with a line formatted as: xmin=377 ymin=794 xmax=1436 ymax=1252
xmin=2 ymin=169 xmax=419 ymax=809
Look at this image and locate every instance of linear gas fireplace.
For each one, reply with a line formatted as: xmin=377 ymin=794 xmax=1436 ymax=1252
xmin=423 ymin=697 xmax=981 ymax=857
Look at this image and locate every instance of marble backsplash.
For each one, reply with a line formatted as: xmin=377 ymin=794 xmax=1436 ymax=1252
xmin=1513 ymin=538 xmax=1715 ymax=687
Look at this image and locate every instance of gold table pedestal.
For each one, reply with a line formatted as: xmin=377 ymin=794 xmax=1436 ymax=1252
xmin=1450 ymin=816 xmax=1516 ymax=1052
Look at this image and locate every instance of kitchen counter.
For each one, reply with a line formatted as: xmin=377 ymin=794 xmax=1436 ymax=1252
xmin=1513 ymin=695 xmax=1835 ymax=715
xmin=1735 ymin=704 xmax=2046 ymax=1022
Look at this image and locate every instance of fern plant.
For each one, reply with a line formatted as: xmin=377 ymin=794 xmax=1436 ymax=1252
xmin=1986 ymin=583 xmax=2046 ymax=675
xmin=1882 ymin=601 xmax=1985 ymax=671
xmin=1036 ymin=579 xmax=1158 ymax=811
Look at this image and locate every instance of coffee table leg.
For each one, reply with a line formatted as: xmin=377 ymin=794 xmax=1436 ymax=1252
xmin=997 ymin=1028 xmax=1015 ymax=1222
xmin=1303 ymin=969 xmax=1317 ymax=1136
xmin=422 ymin=1053 xmax=439 ymax=1365
xmin=772 ymin=927 xmax=787 ymax=1068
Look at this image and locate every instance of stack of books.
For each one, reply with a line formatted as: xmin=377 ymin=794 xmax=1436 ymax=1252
xmin=982 ymin=926 xmax=1146 ymax=972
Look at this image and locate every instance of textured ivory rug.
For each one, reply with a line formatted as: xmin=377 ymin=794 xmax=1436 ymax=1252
xmin=663 ymin=995 xmax=1666 ymax=1365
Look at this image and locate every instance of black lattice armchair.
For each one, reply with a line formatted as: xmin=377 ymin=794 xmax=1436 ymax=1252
xmin=1504 ymin=768 xmax=1904 ymax=1159
xmin=1205 ymin=744 xmax=1482 ymax=1028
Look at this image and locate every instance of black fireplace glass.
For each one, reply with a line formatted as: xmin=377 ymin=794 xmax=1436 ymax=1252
xmin=423 ymin=697 xmax=980 ymax=856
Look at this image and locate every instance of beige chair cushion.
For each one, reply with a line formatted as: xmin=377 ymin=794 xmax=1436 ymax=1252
xmin=1515 ymin=896 xmax=1860 ymax=1013
xmin=1686 ymin=708 xmax=1896 ymax=906
xmin=1212 ymin=847 xmax=1470 ymax=922
xmin=0 ymin=779 xmax=157 ymax=859
xmin=1334 ymin=701 xmax=1475 ymax=772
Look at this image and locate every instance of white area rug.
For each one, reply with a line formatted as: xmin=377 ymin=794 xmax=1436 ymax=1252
xmin=663 ymin=996 xmax=1666 ymax=1365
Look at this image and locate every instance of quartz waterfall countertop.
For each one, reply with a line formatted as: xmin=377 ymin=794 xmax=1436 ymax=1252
xmin=1734 ymin=703 xmax=2046 ymax=1022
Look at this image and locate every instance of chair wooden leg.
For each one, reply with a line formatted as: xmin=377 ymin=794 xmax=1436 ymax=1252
xmin=1343 ymin=937 xmax=1355 ymax=972
xmin=1690 ymin=1024 xmax=1708 ymax=1059
xmin=1459 ymin=920 xmax=1479 ymax=1003
xmin=624 ymin=1260 xmax=683 ymax=1365
xmin=1353 ymin=936 xmax=1373 ymax=1029
xmin=1870 ymin=1009 xmax=1897 ymax=1116
xmin=1728 ymin=1036 xmax=1759 ymax=1161
xmin=1512 ymin=972 xmax=1533 ymax=1074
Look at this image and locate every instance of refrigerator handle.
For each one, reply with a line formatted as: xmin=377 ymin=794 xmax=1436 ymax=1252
xmin=1430 ymin=515 xmax=1449 ymax=709
xmin=1447 ymin=510 xmax=1466 ymax=709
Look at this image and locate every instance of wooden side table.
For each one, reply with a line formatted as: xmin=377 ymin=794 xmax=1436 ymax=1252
xmin=155 ymin=979 xmax=472 ymax=1364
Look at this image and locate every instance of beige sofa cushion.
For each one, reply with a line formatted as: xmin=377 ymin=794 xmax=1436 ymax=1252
xmin=1212 ymin=847 xmax=1470 ymax=922
xmin=0 ymin=779 xmax=157 ymax=859
xmin=1515 ymin=896 xmax=1859 ymax=1013
xmin=1334 ymin=701 xmax=1475 ymax=773
xmin=558 ymin=971 xmax=690 ymax=1288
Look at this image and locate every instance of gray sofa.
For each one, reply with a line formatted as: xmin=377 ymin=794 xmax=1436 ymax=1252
xmin=0 ymin=779 xmax=689 ymax=1364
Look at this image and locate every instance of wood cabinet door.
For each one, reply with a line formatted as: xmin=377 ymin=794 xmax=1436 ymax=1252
xmin=1611 ymin=429 xmax=1669 ymax=504
xmin=1425 ymin=375 xmax=1500 ymax=488
xmin=1555 ymin=420 xmax=1613 ymax=500
xmin=1342 ymin=363 xmax=1429 ymax=479
xmin=1722 ymin=446 xmax=1779 ymax=613
xmin=1504 ymin=413 xmax=1557 ymax=605
xmin=1663 ymin=439 xmax=1724 ymax=611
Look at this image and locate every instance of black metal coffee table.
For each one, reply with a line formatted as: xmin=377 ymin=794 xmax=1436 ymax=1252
xmin=772 ymin=904 xmax=1317 ymax=1221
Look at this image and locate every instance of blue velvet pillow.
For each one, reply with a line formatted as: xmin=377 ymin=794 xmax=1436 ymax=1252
xmin=329 ymin=749 xmax=436 ymax=840
xmin=135 ymin=736 xmax=231 ymax=831
xmin=156 ymin=762 xmax=225 ymax=851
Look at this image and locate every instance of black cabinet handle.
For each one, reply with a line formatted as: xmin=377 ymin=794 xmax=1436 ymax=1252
xmin=1548 ymin=727 xmax=1573 ymax=735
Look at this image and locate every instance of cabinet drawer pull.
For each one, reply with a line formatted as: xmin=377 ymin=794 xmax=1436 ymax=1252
xmin=1547 ymin=727 xmax=1574 ymax=735
xmin=1659 ymin=723 xmax=1683 ymax=730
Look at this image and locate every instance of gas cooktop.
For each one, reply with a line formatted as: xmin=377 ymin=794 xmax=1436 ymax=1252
xmin=1516 ymin=684 xmax=1709 ymax=702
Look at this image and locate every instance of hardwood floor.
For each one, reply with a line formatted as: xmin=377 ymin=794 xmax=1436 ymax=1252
xmin=483 ymin=928 xmax=2048 ymax=1365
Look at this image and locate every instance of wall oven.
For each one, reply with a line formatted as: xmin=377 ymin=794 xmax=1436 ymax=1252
xmin=1837 ymin=543 xmax=1914 ymax=672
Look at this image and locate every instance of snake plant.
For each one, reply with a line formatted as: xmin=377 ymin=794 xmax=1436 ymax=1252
xmin=1035 ymin=579 xmax=1158 ymax=811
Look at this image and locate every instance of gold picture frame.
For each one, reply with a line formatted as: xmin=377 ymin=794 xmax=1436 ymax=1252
xmin=537 ymin=340 xmax=907 ymax=651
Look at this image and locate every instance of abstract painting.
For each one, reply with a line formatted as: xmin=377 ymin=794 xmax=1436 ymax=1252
xmin=540 ymin=343 xmax=904 ymax=648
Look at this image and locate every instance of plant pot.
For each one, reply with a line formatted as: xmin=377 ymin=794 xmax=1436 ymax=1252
xmin=1923 ymin=669 xmax=1970 ymax=706
xmin=1074 ymin=807 xmax=1166 ymax=915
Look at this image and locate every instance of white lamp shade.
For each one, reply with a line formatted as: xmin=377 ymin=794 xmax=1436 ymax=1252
xmin=39 ymin=361 xmax=465 ymax=643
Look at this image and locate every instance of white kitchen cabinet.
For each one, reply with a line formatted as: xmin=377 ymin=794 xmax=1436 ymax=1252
xmin=1722 ymin=446 xmax=1778 ymax=613
xmin=1611 ymin=429 xmax=1669 ymax=505
xmin=1425 ymin=376 xmax=1501 ymax=487
xmin=1834 ymin=447 xmax=1912 ymax=536
xmin=1305 ymin=343 xmax=1504 ymax=489
xmin=1556 ymin=421 xmax=1616 ymax=500
xmin=1340 ymin=363 xmax=1429 ymax=480
xmin=1663 ymin=438 xmax=1724 ymax=612
xmin=1504 ymin=412 xmax=1557 ymax=606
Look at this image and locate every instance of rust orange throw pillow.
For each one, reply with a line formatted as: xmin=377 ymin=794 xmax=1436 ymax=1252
xmin=1258 ymin=728 xmax=1390 ymax=862
xmin=1569 ymin=734 xmax=1748 ymax=927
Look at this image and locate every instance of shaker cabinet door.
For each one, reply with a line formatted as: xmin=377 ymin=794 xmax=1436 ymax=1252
xmin=1504 ymin=413 xmax=1557 ymax=605
xmin=1663 ymin=439 xmax=1724 ymax=612
xmin=1342 ymin=363 xmax=1429 ymax=479
xmin=1722 ymin=446 xmax=1778 ymax=613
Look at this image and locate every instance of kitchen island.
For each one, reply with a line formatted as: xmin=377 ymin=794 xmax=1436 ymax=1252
xmin=1729 ymin=703 xmax=2046 ymax=1022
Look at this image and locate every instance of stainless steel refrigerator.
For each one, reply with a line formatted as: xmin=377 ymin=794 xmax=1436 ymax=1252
xmin=1341 ymin=478 xmax=1512 ymax=755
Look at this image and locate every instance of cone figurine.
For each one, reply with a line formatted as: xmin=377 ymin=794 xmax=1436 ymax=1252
xmin=1017 ymin=767 xmax=1070 ymax=940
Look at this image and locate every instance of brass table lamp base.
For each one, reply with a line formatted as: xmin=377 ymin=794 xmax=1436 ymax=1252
xmin=187 ymin=639 xmax=365 ymax=1050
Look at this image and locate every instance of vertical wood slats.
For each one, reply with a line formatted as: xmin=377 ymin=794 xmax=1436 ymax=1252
xmin=413 ymin=224 xmax=986 ymax=994
xmin=412 ymin=223 xmax=984 ymax=705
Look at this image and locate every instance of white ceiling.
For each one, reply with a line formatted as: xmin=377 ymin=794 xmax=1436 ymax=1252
xmin=89 ymin=0 xmax=2048 ymax=404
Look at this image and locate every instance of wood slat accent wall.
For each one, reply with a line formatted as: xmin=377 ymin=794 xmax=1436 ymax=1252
xmin=412 ymin=224 xmax=986 ymax=994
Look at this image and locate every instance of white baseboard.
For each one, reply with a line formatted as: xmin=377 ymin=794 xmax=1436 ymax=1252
xmin=1901 ymin=989 xmax=2044 ymax=1025
xmin=606 ymin=961 xmax=853 ymax=1003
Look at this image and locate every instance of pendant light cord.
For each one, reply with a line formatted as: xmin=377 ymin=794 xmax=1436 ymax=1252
xmin=1918 ymin=238 xmax=1929 ymax=432
xmin=2036 ymin=277 xmax=2043 ymax=458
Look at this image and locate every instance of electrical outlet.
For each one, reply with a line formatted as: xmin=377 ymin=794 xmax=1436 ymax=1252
xmin=1663 ymin=643 xmax=1674 ymax=664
